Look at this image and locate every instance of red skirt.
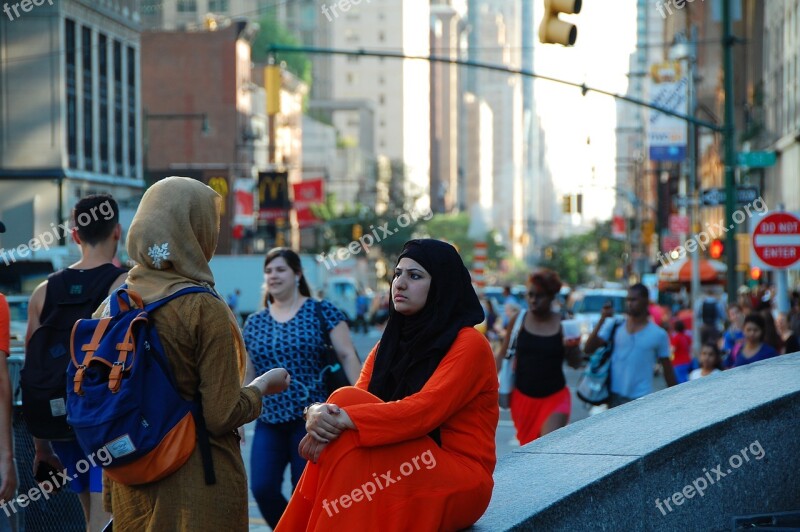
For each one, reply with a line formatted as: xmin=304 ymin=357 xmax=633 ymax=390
xmin=509 ymin=386 xmax=571 ymax=445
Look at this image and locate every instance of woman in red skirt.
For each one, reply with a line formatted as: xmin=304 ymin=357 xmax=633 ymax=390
xmin=496 ymin=269 xmax=583 ymax=445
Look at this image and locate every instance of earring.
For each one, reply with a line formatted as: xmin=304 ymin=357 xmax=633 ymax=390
xmin=296 ymin=277 xmax=300 ymax=286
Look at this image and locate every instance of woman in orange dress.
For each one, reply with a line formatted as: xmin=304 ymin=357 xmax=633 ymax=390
xmin=275 ymin=239 xmax=499 ymax=531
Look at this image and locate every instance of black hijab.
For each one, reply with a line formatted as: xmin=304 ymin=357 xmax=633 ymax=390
xmin=368 ymin=239 xmax=485 ymax=406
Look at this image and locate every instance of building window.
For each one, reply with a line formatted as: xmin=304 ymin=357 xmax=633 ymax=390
xmin=345 ymin=29 xmax=358 ymax=43
xmin=346 ymin=72 xmax=355 ymax=84
xmin=98 ymin=33 xmax=109 ymax=173
xmin=379 ymin=74 xmax=385 ymax=84
xmin=127 ymin=46 xmax=137 ymax=172
xmin=177 ymin=0 xmax=196 ymax=13
xmin=208 ymin=0 xmax=228 ymax=12
xmin=82 ymin=26 xmax=93 ymax=171
xmin=378 ymin=31 xmax=385 ymax=42
xmin=347 ymin=55 xmax=359 ymax=63
xmin=378 ymin=94 xmax=385 ymax=105
xmin=114 ymin=40 xmax=123 ymax=170
xmin=65 ymin=19 xmax=77 ymax=168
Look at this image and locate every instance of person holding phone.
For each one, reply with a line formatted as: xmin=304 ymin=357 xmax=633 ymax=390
xmin=495 ymin=269 xmax=583 ymax=444
xmin=584 ymin=284 xmax=677 ymax=408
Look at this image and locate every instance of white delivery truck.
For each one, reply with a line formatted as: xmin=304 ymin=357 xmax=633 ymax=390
xmin=209 ymin=254 xmax=361 ymax=323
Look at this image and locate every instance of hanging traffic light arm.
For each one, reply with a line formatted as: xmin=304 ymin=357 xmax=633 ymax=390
xmin=266 ymin=44 xmax=723 ymax=132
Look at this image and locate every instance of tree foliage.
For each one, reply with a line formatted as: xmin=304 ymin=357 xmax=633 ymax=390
xmin=537 ymin=221 xmax=627 ymax=286
xmin=251 ymin=10 xmax=312 ymax=87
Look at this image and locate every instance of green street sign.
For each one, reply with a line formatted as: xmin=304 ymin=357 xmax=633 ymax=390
xmin=737 ymin=151 xmax=777 ymax=168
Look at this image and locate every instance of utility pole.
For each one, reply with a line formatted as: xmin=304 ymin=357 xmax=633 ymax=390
xmin=722 ymin=0 xmax=738 ymax=304
xmin=687 ymin=26 xmax=701 ymax=358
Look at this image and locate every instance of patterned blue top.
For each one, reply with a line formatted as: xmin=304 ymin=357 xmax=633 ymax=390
xmin=243 ymin=298 xmax=346 ymax=423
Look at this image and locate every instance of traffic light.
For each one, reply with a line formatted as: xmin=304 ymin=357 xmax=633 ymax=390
xmin=562 ymin=195 xmax=572 ymax=214
xmin=539 ymin=0 xmax=582 ymax=46
xmin=352 ymin=223 xmax=363 ymax=240
xmin=709 ymin=239 xmax=724 ymax=259
xmin=750 ymin=267 xmax=762 ymax=281
xmin=576 ymin=193 xmax=583 ymax=214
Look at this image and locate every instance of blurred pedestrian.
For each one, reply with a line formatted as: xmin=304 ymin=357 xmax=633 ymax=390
xmin=720 ymin=304 xmax=745 ymax=357
xmin=695 ymin=289 xmax=724 ymax=346
xmin=0 ymin=290 xmax=18 ymax=525
xmin=102 ymin=176 xmax=291 ymax=531
xmin=726 ymin=313 xmax=779 ymax=368
xmin=669 ymin=320 xmax=692 ymax=384
xmin=242 ymin=247 xmax=361 ymax=528
xmin=495 ymin=269 xmax=582 ymax=444
xmin=276 ymin=239 xmax=497 ymax=530
xmin=775 ymin=312 xmax=799 ymax=354
xmin=689 ymin=343 xmax=723 ymax=380
xmin=584 ymin=284 xmax=677 ymax=408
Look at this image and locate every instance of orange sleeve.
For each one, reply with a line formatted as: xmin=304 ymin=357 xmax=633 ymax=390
xmin=354 ymin=345 xmax=377 ymax=390
xmin=0 ymin=294 xmax=9 ymax=355
xmin=345 ymin=328 xmax=493 ymax=447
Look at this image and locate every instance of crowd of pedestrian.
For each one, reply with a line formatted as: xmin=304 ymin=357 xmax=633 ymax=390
xmin=2 ymin=181 xmax=798 ymax=531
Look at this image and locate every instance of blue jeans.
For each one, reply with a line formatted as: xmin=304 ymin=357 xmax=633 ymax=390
xmin=250 ymin=418 xmax=307 ymax=528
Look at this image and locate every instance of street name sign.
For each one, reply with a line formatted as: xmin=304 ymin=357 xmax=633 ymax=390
xmin=737 ymin=151 xmax=777 ymax=168
xmin=700 ymin=186 xmax=760 ymax=207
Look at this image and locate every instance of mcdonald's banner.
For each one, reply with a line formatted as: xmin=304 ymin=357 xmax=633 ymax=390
xmin=292 ymin=178 xmax=324 ymax=228
xmin=258 ymin=170 xmax=290 ymax=222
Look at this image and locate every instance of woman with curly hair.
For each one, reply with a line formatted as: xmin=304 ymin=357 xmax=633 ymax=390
xmin=495 ymin=269 xmax=582 ymax=445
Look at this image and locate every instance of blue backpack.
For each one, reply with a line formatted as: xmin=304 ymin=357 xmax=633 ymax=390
xmin=67 ymin=286 xmax=217 ymax=486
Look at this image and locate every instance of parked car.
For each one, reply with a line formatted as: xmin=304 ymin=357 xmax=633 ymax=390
xmin=568 ymin=288 xmax=627 ymax=325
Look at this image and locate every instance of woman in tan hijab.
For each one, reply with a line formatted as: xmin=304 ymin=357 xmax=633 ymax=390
xmin=104 ymin=176 xmax=289 ymax=531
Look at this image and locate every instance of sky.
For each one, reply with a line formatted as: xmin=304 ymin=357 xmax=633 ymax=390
xmin=534 ymin=0 xmax=638 ymax=223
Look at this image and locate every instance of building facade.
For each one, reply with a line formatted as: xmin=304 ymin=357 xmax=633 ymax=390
xmin=0 ymin=0 xmax=143 ymax=260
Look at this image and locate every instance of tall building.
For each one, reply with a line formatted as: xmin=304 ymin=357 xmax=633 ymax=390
xmin=0 ymin=0 xmax=143 ymax=256
xmin=140 ymin=0 xmax=260 ymax=30
xmin=463 ymin=92 xmax=493 ymax=215
xmin=141 ymin=21 xmax=275 ymax=254
xmin=430 ymin=2 xmax=463 ymax=213
xmin=468 ymin=0 xmax=525 ymax=258
xmin=763 ymin=0 xmax=800 ymax=212
xmin=327 ymin=0 xmax=430 ymax=211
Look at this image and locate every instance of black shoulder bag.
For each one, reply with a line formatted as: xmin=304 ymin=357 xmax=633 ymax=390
xmin=315 ymin=300 xmax=351 ymax=396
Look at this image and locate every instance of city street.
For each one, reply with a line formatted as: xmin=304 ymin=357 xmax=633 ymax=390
xmin=245 ymin=328 xmax=669 ymax=530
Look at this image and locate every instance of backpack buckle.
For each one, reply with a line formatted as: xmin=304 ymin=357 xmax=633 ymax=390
xmin=74 ymin=365 xmax=88 ymax=396
xmin=108 ymin=362 xmax=125 ymax=393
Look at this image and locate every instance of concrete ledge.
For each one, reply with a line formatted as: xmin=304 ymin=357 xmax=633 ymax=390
xmin=474 ymin=353 xmax=800 ymax=531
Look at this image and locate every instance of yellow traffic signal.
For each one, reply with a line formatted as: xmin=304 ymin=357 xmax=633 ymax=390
xmin=562 ymin=195 xmax=572 ymax=214
xmin=539 ymin=0 xmax=582 ymax=46
xmin=352 ymin=223 xmax=363 ymax=240
xmin=265 ymin=64 xmax=281 ymax=115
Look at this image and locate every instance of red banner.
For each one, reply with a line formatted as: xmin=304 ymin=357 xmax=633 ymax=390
xmin=292 ymin=179 xmax=324 ymax=228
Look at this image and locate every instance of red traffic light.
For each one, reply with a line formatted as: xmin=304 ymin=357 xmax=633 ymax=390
xmin=709 ymin=239 xmax=724 ymax=259
xmin=750 ymin=267 xmax=762 ymax=281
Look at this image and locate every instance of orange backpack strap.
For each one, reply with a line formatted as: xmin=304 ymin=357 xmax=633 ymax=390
xmin=73 ymin=317 xmax=112 ymax=395
xmin=109 ymin=321 xmax=140 ymax=393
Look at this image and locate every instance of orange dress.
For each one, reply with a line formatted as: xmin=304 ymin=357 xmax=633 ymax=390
xmin=275 ymin=327 xmax=499 ymax=531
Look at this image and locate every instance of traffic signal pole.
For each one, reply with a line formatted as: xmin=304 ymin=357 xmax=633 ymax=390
xmin=266 ymin=44 xmax=723 ymax=133
xmin=723 ymin=0 xmax=738 ymax=304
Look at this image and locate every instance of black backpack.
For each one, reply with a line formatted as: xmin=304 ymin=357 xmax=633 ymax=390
xmin=21 ymin=264 xmax=126 ymax=440
xmin=701 ymin=300 xmax=719 ymax=326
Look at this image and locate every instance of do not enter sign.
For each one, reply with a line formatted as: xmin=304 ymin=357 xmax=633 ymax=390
xmin=752 ymin=212 xmax=800 ymax=269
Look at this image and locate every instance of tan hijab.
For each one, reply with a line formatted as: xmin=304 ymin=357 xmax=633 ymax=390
xmin=123 ymin=176 xmax=246 ymax=379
